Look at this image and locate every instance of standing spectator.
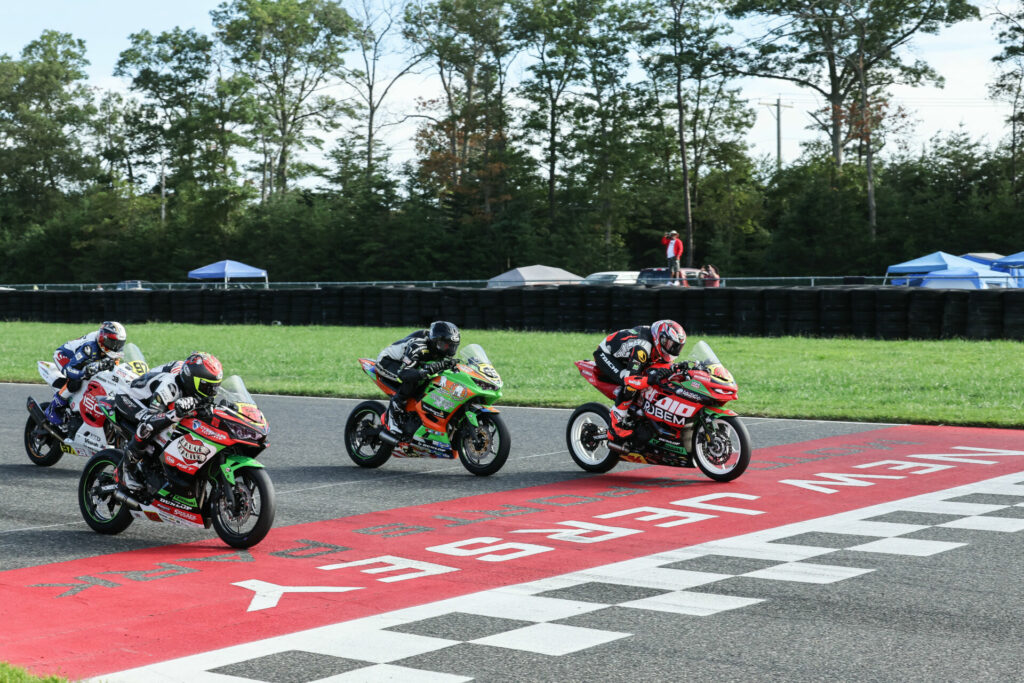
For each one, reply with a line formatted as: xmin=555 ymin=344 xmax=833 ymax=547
xmin=661 ymin=230 xmax=684 ymax=286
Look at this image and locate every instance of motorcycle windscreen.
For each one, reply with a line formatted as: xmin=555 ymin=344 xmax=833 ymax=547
xmin=216 ymin=375 xmax=266 ymax=427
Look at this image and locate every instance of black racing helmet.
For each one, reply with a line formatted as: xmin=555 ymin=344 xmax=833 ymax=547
xmin=180 ymin=352 xmax=224 ymax=399
xmin=428 ymin=321 xmax=460 ymax=357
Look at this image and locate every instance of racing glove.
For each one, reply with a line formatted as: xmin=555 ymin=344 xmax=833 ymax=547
xmin=175 ymin=396 xmax=198 ymax=417
xmin=646 ymin=366 xmax=672 ymax=384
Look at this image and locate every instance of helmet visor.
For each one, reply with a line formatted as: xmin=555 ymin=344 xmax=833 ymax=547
xmin=101 ymin=335 xmax=125 ymax=357
xmin=434 ymin=338 xmax=457 ymax=357
xmin=661 ymin=337 xmax=683 ymax=359
xmin=195 ymin=377 xmax=221 ymax=398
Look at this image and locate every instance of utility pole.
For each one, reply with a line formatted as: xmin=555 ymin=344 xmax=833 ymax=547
xmin=760 ymin=97 xmax=793 ymax=170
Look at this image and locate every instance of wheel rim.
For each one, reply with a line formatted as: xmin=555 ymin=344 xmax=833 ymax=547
xmin=83 ymin=460 xmax=123 ymax=523
xmin=350 ymin=410 xmax=383 ymax=460
xmin=461 ymin=418 xmax=499 ymax=466
xmin=569 ymin=411 xmax=610 ymax=466
xmin=216 ymin=473 xmax=263 ymax=538
xmin=694 ymin=420 xmax=743 ymax=475
xmin=28 ymin=425 xmax=58 ymax=460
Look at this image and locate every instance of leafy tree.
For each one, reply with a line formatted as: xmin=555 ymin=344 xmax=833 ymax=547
xmin=641 ymin=0 xmax=756 ymax=267
xmin=991 ymin=0 xmax=1024 ymax=198
xmin=730 ymin=0 xmax=978 ymax=171
xmin=512 ymin=0 xmax=600 ymax=221
xmin=0 ymin=31 xmax=96 ymax=232
xmin=213 ymin=0 xmax=357 ymax=195
xmin=344 ymin=0 xmax=426 ymax=179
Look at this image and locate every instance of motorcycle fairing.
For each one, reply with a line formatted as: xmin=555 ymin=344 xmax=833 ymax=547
xmin=574 ymin=360 xmax=620 ymax=400
xmin=163 ymin=433 xmax=220 ymax=475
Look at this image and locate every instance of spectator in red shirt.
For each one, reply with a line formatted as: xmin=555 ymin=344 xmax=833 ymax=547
xmin=700 ymin=264 xmax=721 ymax=288
xmin=661 ymin=231 xmax=684 ymax=286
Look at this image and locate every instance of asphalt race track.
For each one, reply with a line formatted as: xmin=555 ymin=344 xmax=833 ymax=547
xmin=2 ymin=382 xmax=1023 ymax=682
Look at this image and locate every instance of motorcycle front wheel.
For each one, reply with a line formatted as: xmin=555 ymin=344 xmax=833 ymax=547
xmin=344 ymin=400 xmax=393 ymax=468
xmin=692 ymin=414 xmax=751 ymax=482
xmin=566 ymin=403 xmax=619 ymax=473
xmin=456 ymin=412 xmax=510 ymax=476
xmin=211 ymin=467 xmax=276 ymax=549
xmin=24 ymin=404 xmax=64 ymax=467
xmin=79 ymin=449 xmax=133 ymax=534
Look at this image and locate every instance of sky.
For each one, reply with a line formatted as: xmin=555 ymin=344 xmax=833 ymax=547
xmin=0 ymin=0 xmax=1013 ymax=169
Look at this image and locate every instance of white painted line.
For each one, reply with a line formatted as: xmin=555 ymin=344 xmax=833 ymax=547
xmin=576 ymin=566 xmax=730 ymax=591
xmin=620 ymin=590 xmax=764 ymax=616
xmin=744 ymin=561 xmax=874 ymax=584
xmin=441 ymin=591 xmax=606 ymax=622
xmin=696 ymin=540 xmax=837 ymax=562
xmin=305 ymin=629 xmax=458 ymax=663
xmin=324 ymin=665 xmax=472 ymax=682
xmin=898 ymin=501 xmax=1006 ymax=516
xmin=939 ymin=516 xmax=1024 ymax=532
xmin=848 ymin=538 xmax=966 ymax=556
xmin=808 ymin=520 xmax=927 ymax=537
xmin=472 ymin=623 xmax=629 ymax=656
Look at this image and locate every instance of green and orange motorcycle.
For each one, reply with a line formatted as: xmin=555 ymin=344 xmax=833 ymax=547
xmin=344 ymin=343 xmax=510 ymax=476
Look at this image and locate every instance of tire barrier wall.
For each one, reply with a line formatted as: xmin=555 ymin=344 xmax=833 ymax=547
xmin=1 ymin=286 xmax=1023 ymax=341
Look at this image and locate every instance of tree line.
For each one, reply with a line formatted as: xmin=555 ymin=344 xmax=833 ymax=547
xmin=1 ymin=0 xmax=1022 ymax=285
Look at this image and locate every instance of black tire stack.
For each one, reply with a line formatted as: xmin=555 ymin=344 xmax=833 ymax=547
xmin=731 ymin=288 xmax=764 ymax=337
xmin=762 ymin=288 xmax=788 ymax=336
xmin=875 ymin=288 xmax=909 ymax=339
xmin=819 ymin=288 xmax=852 ymax=337
xmin=786 ymin=288 xmax=820 ymax=336
xmin=967 ymin=289 xmax=1004 ymax=340
xmin=907 ymin=289 xmax=944 ymax=339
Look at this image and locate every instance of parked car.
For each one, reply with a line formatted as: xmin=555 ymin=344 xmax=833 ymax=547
xmin=638 ymin=267 xmax=703 ymax=287
xmin=582 ymin=270 xmax=640 ymax=285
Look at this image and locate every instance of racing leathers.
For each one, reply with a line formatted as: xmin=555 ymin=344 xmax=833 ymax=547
xmin=119 ymin=361 xmax=204 ymax=491
xmin=44 ymin=332 xmax=116 ymax=427
xmin=376 ymin=330 xmax=457 ymax=437
xmin=593 ymin=326 xmax=670 ymax=440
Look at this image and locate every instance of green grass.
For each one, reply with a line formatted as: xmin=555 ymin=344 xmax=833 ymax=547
xmin=2 ymin=322 xmax=1022 ymax=428
xmin=0 ymin=662 xmax=69 ymax=683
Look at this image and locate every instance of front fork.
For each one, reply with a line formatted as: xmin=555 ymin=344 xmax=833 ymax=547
xmin=215 ymin=452 xmax=266 ymax=512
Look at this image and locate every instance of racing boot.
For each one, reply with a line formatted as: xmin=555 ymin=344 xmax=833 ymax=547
xmin=608 ymin=403 xmax=635 ymax=443
xmin=43 ymin=393 xmax=68 ymax=427
xmin=382 ymin=400 xmax=407 ymax=440
xmin=119 ymin=437 xmax=146 ymax=492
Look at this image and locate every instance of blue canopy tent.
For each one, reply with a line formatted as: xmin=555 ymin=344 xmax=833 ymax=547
xmin=991 ymin=251 xmax=1024 ymax=287
xmin=885 ymin=251 xmax=989 ymax=286
xmin=919 ymin=266 xmax=1012 ymax=289
xmin=188 ymin=260 xmax=268 ymax=288
xmin=960 ymin=252 xmax=1004 ymax=266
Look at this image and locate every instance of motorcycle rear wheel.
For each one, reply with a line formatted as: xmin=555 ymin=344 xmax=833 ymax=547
xmin=79 ymin=449 xmax=133 ymax=534
xmin=24 ymin=403 xmax=64 ymax=467
xmin=456 ymin=412 xmax=510 ymax=476
xmin=344 ymin=400 xmax=393 ymax=468
xmin=692 ymin=415 xmax=751 ymax=482
xmin=566 ymin=403 xmax=619 ymax=473
xmin=211 ymin=467 xmax=276 ymax=549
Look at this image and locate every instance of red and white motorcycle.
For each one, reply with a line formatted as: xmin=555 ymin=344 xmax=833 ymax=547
xmin=24 ymin=343 xmax=149 ymax=467
xmin=566 ymin=340 xmax=751 ymax=481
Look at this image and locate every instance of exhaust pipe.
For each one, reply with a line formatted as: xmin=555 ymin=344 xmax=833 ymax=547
xmin=111 ymin=488 xmax=142 ymax=509
xmin=26 ymin=398 xmax=66 ymax=441
xmin=378 ymin=430 xmax=399 ymax=446
xmin=606 ymin=441 xmax=628 ymax=453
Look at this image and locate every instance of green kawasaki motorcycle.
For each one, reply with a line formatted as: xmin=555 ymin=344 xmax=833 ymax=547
xmin=344 ymin=343 xmax=510 ymax=476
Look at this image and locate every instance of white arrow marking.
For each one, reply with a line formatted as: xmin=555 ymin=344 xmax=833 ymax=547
xmin=233 ymin=579 xmax=363 ymax=612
